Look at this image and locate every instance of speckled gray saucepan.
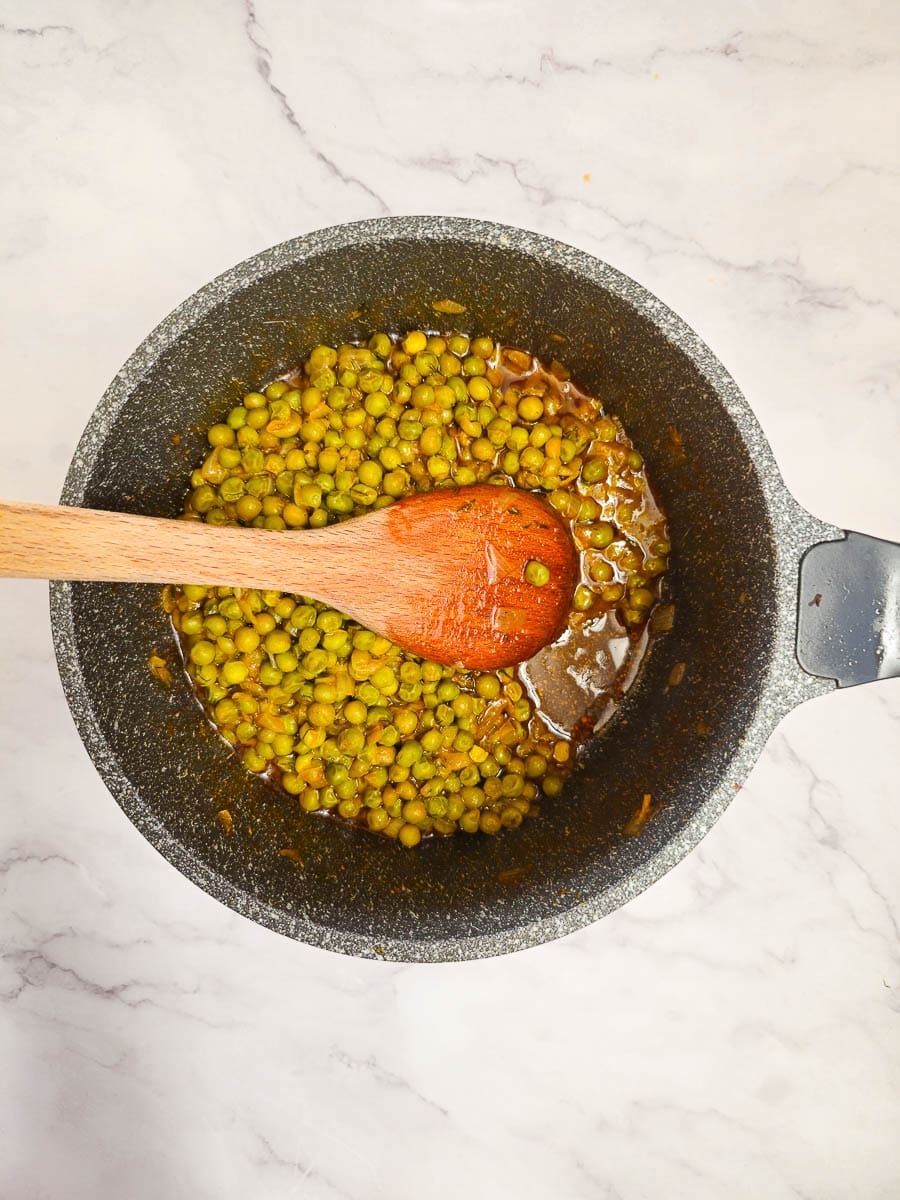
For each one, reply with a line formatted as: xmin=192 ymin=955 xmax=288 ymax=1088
xmin=49 ymin=217 xmax=900 ymax=962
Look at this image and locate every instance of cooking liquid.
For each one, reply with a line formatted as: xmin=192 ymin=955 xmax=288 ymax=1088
xmin=490 ymin=352 xmax=669 ymax=745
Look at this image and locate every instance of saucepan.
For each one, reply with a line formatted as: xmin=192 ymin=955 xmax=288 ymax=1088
xmin=50 ymin=217 xmax=900 ymax=961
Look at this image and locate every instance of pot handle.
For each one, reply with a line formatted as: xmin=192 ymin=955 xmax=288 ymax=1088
xmin=796 ymin=530 xmax=900 ymax=687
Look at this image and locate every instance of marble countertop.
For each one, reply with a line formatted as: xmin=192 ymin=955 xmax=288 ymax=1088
xmin=2 ymin=3 xmax=899 ymax=1197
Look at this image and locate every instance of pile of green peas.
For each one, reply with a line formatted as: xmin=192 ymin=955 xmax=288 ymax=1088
xmin=167 ymin=331 xmax=668 ymax=846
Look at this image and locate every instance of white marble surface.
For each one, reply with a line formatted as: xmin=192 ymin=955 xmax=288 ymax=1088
xmin=1 ymin=1 xmax=899 ymax=1196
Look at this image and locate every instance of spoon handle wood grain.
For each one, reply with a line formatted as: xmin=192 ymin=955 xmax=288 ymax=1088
xmin=0 ymin=498 xmax=379 ymax=592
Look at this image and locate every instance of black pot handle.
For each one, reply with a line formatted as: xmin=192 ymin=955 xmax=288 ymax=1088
xmin=796 ymin=531 xmax=900 ymax=687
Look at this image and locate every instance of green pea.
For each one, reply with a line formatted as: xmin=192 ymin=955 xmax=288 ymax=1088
xmin=475 ymin=674 xmax=501 ymax=700
xmin=219 ymin=477 xmax=245 ymax=503
xmin=303 ymin=649 xmax=329 ymax=675
xmin=367 ymin=332 xmax=391 ymax=358
xmin=524 ymin=560 xmax=550 ymax=587
xmin=363 ymin=390 xmax=390 ymax=418
xmin=524 ymin=754 xmax=548 ymax=779
xmin=595 ymin=417 xmax=617 ymax=442
xmin=316 ymin=610 xmax=343 ymax=633
xmin=572 ymin=584 xmax=594 ymax=612
xmin=452 ymin=466 xmax=477 ymax=485
xmin=382 ymin=470 xmax=408 ymax=497
xmin=487 ymin=418 xmax=512 ymax=447
xmin=519 ymin=446 xmax=544 ymax=472
xmin=419 ymin=426 xmax=442 ymax=456
xmin=339 ymin=726 xmax=367 ymax=756
xmin=479 ymin=812 xmax=502 ymax=835
xmin=221 ymin=660 xmax=248 ymax=685
xmin=180 ymin=612 xmax=203 ymax=637
xmin=308 ymin=701 xmax=336 ymax=727
xmin=325 ymin=492 xmax=354 ymax=514
xmin=379 ymin=446 xmax=402 ymax=471
xmin=293 ymin=482 xmax=320 ymax=509
xmin=395 ymin=823 xmax=418 ymax=847
xmin=208 ymin=423 xmax=235 ymax=448
xmin=243 ymin=749 xmax=267 ymax=773
xmin=589 ymin=559 xmax=613 ymax=583
xmin=581 ymin=458 xmax=607 ymax=484
xmin=396 ymin=418 xmax=420 ymax=442
xmin=517 ymin=395 xmax=544 ymax=422
xmin=347 ymin=483 xmax=375 ymax=506
xmin=308 ymin=345 xmax=338 ymax=372
xmin=407 ymin=382 xmax=431 ymax=408
xmin=190 ymin=485 xmax=217 ymax=514
xmin=263 ymin=629 xmax=290 ymax=656
xmin=245 ymin=407 xmax=270 ymax=430
xmin=189 ymin=640 xmax=216 ymax=666
xmin=421 ymin=728 xmax=442 ymax=753
xmin=396 ymin=741 xmax=423 ymax=767
xmin=466 ymin=376 xmax=491 ymax=403
xmin=357 ymin=460 xmax=382 ymax=488
xmin=285 ymin=607 xmax=314 ymax=633
xmin=630 ymin=586 xmax=655 ymax=609
xmin=214 ymin=697 xmax=239 ymax=725
xmin=414 ymin=352 xmax=439 ymax=377
xmin=242 ymin=447 xmax=265 ymax=473
xmin=246 ymin=475 xmax=273 ymax=499
xmin=371 ymin=665 xmax=397 ymax=692
xmin=322 ymin=631 xmax=349 ymax=656
xmin=587 ymin=522 xmax=614 ymax=548
xmin=391 ymin=708 xmax=417 ymax=736
xmin=278 ymin=671 xmax=302 ymax=695
xmin=205 ymin=614 xmax=229 ymax=643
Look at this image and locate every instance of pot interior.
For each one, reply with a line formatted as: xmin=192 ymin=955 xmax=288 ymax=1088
xmin=61 ymin=230 xmax=777 ymax=953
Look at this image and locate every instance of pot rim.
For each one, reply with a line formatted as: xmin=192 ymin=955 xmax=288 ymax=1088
xmin=50 ymin=216 xmax=837 ymax=961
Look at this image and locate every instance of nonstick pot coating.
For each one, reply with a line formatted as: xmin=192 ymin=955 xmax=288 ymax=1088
xmin=51 ymin=218 xmax=833 ymax=960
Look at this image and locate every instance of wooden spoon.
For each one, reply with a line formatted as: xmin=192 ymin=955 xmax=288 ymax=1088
xmin=0 ymin=485 xmax=577 ymax=668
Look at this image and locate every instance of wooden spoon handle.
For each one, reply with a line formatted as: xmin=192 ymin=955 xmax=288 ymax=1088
xmin=0 ymin=499 xmax=308 ymax=590
xmin=0 ymin=487 xmax=579 ymax=668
